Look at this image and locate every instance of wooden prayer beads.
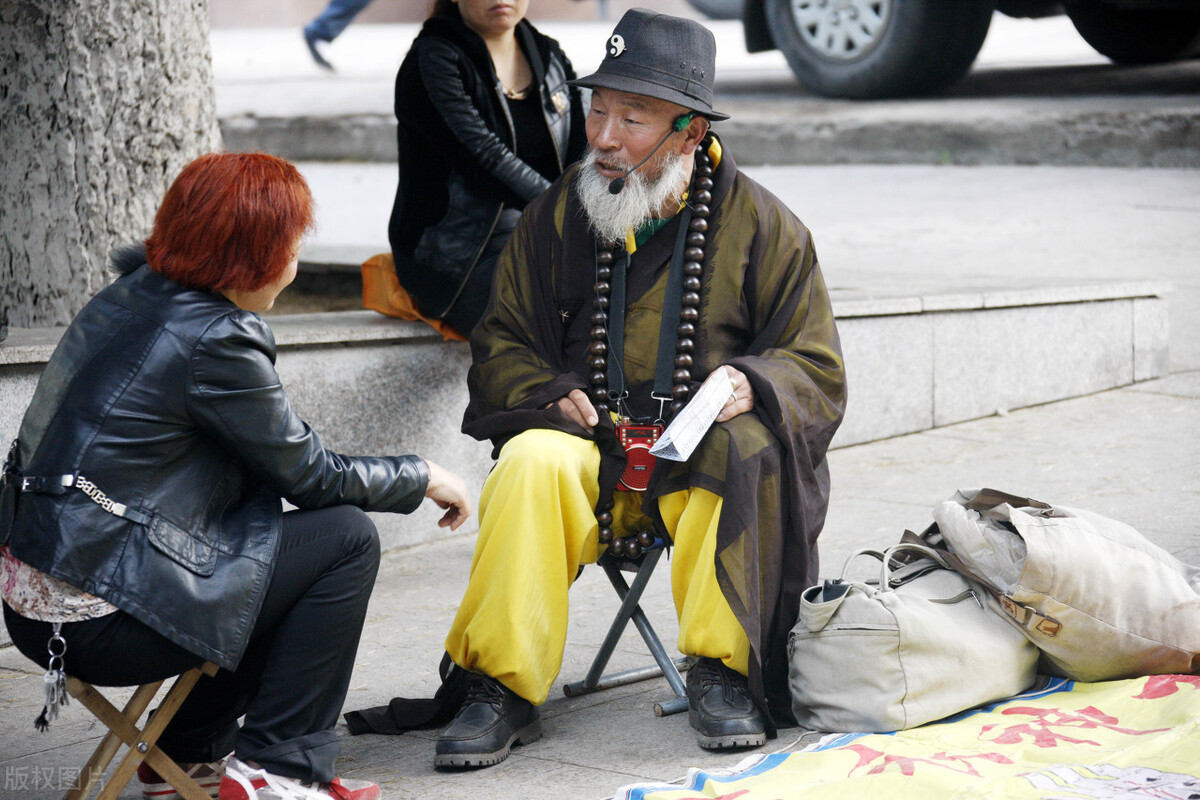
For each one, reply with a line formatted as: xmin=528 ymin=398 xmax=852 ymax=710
xmin=589 ymin=137 xmax=714 ymax=559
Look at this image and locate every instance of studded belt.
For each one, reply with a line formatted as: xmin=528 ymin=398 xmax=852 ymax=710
xmin=20 ymin=474 xmax=150 ymax=526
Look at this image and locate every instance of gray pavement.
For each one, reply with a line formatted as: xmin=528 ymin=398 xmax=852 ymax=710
xmin=212 ymin=16 xmax=1200 ymax=166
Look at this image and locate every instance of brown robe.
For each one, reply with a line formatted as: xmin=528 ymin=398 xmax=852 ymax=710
xmin=462 ymin=140 xmax=846 ymax=730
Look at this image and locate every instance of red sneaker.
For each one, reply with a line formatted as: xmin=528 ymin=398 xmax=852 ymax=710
xmin=218 ymin=757 xmax=380 ymax=800
xmin=136 ymin=757 xmax=225 ymax=798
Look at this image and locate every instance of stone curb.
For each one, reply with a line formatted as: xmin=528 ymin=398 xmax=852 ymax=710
xmin=219 ymin=106 xmax=1200 ymax=168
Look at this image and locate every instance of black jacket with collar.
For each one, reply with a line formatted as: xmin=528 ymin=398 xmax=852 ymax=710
xmin=387 ymin=9 xmax=586 ymax=319
xmin=3 ymin=249 xmax=429 ymax=670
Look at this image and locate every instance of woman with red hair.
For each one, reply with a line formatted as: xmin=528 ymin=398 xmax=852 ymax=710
xmin=0 ymin=152 xmax=470 ymax=800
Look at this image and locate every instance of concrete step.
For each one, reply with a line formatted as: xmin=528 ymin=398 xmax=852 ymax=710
xmin=222 ymin=92 xmax=1200 ymax=168
xmin=287 ymin=162 xmax=1200 ymax=373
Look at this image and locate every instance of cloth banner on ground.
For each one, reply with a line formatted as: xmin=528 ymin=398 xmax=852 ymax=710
xmin=612 ymin=675 xmax=1200 ymax=800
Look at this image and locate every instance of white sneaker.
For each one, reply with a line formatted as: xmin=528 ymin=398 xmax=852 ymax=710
xmin=217 ymin=757 xmax=380 ymax=800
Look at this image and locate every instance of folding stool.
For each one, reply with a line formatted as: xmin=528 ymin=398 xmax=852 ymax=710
xmin=562 ymin=544 xmax=690 ymax=716
xmin=63 ymin=661 xmax=219 ymax=800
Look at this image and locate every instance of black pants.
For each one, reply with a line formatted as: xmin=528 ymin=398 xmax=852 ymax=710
xmin=4 ymin=505 xmax=380 ymax=784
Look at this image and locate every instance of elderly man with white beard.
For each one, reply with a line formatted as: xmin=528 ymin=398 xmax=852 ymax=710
xmin=435 ymin=8 xmax=847 ymax=768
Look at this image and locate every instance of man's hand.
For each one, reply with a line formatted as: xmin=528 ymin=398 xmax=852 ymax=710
xmin=422 ymin=459 xmax=472 ymax=530
xmin=546 ymin=388 xmax=600 ymax=433
xmin=715 ymin=366 xmax=755 ymax=423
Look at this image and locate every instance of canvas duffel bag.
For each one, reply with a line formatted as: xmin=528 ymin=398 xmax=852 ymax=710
xmin=932 ymin=488 xmax=1200 ymax=682
xmin=788 ymin=542 xmax=1039 ymax=733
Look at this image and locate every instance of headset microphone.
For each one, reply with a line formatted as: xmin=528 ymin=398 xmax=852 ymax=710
xmin=607 ymin=112 xmax=696 ymax=195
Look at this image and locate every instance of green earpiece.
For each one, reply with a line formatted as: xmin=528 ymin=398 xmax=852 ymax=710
xmin=673 ymin=112 xmax=696 ymax=132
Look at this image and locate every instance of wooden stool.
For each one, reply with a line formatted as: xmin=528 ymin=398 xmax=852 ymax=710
xmin=64 ymin=661 xmax=219 ymax=800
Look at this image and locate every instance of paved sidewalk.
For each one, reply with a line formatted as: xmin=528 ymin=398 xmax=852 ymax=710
xmin=1 ymin=371 xmax=1196 ymax=799
xmin=211 ymin=17 xmax=1200 ymax=166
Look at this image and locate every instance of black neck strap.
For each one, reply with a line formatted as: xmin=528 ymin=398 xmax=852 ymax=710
xmin=604 ymin=203 xmax=693 ymax=421
xmin=653 ymin=204 xmax=694 ymax=403
xmin=606 ymin=248 xmax=629 ymax=401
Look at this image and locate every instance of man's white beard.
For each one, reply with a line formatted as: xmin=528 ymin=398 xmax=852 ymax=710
xmin=576 ymin=147 xmax=689 ymax=245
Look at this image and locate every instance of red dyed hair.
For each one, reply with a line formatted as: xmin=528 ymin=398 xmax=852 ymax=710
xmin=145 ymin=152 xmax=314 ymax=292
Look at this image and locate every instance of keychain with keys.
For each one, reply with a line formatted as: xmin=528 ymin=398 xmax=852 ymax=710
xmin=34 ymin=622 xmax=69 ymax=732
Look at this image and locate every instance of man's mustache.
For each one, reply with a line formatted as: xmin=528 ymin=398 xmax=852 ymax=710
xmin=588 ymin=153 xmax=635 ymax=173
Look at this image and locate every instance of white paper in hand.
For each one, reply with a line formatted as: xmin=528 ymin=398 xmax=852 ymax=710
xmin=649 ymin=366 xmax=733 ymax=462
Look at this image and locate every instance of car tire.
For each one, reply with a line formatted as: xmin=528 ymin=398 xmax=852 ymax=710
xmin=1065 ymin=2 xmax=1200 ymax=65
xmin=765 ymin=0 xmax=997 ymax=99
xmin=684 ymin=0 xmax=746 ymax=20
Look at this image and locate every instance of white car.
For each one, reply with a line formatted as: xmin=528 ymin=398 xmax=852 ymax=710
xmin=687 ymin=0 xmax=1200 ymax=99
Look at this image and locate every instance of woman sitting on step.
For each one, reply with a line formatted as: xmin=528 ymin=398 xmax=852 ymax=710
xmin=385 ymin=0 xmax=586 ymax=337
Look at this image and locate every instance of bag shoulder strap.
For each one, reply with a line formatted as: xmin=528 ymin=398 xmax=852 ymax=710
xmin=966 ymin=487 xmax=1051 ymax=513
xmin=901 ymin=528 xmax=1063 ymax=637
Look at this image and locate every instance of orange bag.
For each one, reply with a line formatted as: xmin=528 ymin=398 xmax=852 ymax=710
xmin=360 ymin=253 xmax=466 ymax=342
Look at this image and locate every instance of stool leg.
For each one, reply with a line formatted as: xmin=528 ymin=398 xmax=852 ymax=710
xmin=65 ymin=679 xmax=162 ymax=800
xmin=561 ymin=550 xmax=692 ymax=715
xmin=95 ymin=666 xmax=207 ymax=800
xmin=63 ymin=664 xmax=218 ymax=800
xmin=580 ymin=549 xmax=662 ymax=690
xmin=605 ymin=552 xmax=689 ymax=707
xmin=138 ymin=750 xmax=212 ymax=800
xmin=625 ymin=604 xmax=689 ymax=712
xmin=147 ymin=664 xmax=223 ymax=800
xmin=64 ymin=724 xmax=121 ymax=800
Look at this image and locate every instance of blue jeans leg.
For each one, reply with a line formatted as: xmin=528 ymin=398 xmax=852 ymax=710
xmin=304 ymin=0 xmax=374 ymax=43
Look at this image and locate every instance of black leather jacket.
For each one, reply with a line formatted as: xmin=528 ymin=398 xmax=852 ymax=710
xmin=2 ymin=251 xmax=429 ymax=670
xmin=387 ymin=10 xmax=586 ymax=319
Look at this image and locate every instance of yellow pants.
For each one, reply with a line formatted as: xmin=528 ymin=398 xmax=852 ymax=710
xmin=445 ymin=429 xmax=750 ymax=705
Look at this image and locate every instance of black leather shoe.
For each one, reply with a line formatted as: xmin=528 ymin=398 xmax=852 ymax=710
xmin=434 ymin=675 xmax=542 ymax=768
xmin=686 ymin=657 xmax=767 ymax=750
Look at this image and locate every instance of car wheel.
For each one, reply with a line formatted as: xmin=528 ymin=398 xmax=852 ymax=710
xmin=1065 ymin=2 xmax=1200 ymax=65
xmin=765 ymin=0 xmax=996 ymax=99
xmin=684 ymin=0 xmax=746 ymax=20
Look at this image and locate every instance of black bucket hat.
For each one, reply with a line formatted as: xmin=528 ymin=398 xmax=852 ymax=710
xmin=570 ymin=8 xmax=730 ymax=122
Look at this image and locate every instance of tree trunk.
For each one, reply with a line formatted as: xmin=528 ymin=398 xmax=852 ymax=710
xmin=0 ymin=0 xmax=220 ymax=327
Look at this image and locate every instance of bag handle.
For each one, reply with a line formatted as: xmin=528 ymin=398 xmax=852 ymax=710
xmin=836 ymin=547 xmax=888 ymax=581
xmin=900 ymin=530 xmax=1000 ymax=592
xmin=836 ymin=543 xmax=951 ymax=590
xmin=877 ymin=542 xmax=954 ymax=589
xmin=900 ymin=529 xmax=1063 ymax=637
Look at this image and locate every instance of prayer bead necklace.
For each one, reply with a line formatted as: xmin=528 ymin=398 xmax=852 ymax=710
xmin=588 ymin=137 xmax=715 ymax=559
